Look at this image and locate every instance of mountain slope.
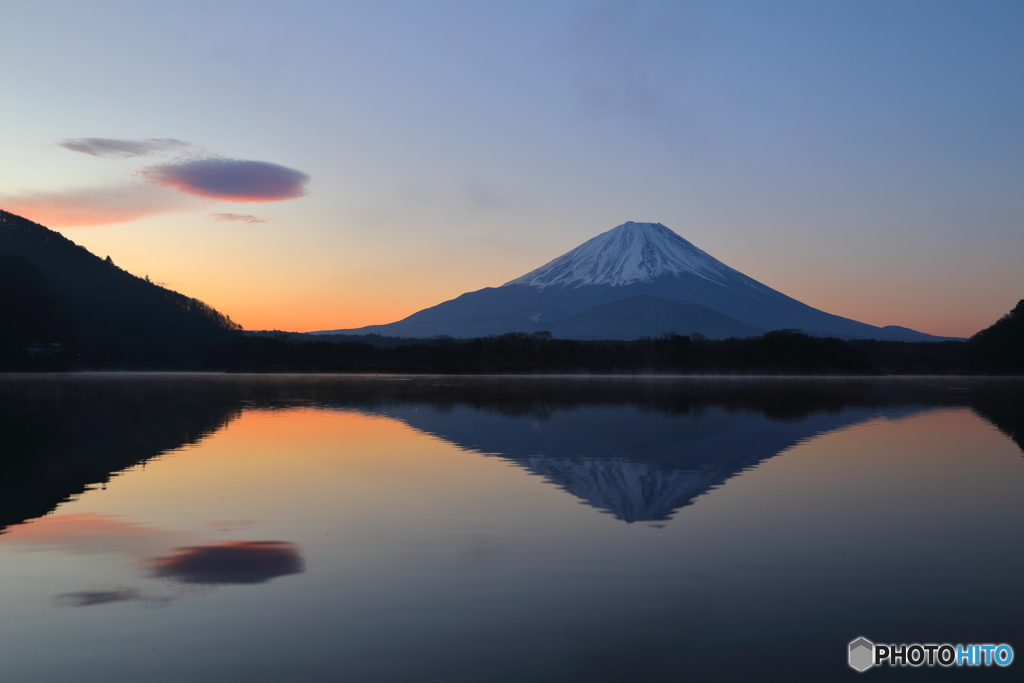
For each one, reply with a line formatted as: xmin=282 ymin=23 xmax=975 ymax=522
xmin=320 ymin=221 xmax=955 ymax=341
xmin=970 ymin=299 xmax=1024 ymax=373
xmin=0 ymin=210 xmax=240 ymax=366
xmin=545 ymin=295 xmax=759 ymax=340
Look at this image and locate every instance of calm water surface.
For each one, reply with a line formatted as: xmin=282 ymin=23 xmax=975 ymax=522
xmin=1 ymin=375 xmax=1023 ymax=682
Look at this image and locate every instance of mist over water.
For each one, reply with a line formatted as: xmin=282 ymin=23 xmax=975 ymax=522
xmin=1 ymin=375 xmax=1022 ymax=681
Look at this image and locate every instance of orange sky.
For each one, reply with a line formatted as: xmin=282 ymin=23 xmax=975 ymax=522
xmin=50 ymin=214 xmax=1017 ymax=338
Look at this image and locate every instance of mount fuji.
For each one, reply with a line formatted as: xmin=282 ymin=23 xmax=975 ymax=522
xmin=319 ymin=222 xmax=954 ymax=341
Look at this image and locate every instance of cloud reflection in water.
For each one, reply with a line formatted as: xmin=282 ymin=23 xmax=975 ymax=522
xmin=149 ymin=541 xmax=304 ymax=585
xmin=56 ymin=588 xmax=141 ymax=607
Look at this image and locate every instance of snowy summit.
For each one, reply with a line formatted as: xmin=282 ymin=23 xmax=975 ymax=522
xmin=503 ymin=221 xmax=739 ymax=289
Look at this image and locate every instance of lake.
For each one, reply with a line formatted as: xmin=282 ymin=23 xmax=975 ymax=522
xmin=1 ymin=374 xmax=1022 ymax=681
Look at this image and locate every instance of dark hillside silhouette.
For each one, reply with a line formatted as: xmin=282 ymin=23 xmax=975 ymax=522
xmin=971 ymin=299 xmax=1024 ymax=374
xmin=0 ymin=252 xmax=69 ymax=364
xmin=0 ymin=210 xmax=240 ymax=367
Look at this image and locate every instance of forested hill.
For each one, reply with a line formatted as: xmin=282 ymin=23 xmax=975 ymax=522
xmin=971 ymin=299 xmax=1024 ymax=374
xmin=0 ymin=210 xmax=240 ymax=368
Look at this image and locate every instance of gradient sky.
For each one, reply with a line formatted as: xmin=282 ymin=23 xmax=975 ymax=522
xmin=2 ymin=0 xmax=1022 ymax=337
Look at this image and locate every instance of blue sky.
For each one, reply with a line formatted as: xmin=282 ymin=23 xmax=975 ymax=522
xmin=1 ymin=0 xmax=1021 ymax=336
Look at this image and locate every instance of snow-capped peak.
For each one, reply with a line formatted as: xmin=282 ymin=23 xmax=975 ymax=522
xmin=503 ymin=222 xmax=739 ymax=289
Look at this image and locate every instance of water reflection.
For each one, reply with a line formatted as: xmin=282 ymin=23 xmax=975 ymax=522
xmin=149 ymin=541 xmax=303 ymax=585
xmin=0 ymin=512 xmax=188 ymax=557
xmin=0 ymin=377 xmax=240 ymax=531
xmin=1 ymin=376 xmax=1023 ymax=682
xmin=56 ymin=588 xmax=141 ymax=607
xmin=2 ymin=510 xmax=304 ymax=605
xmin=379 ymin=404 xmax=926 ymax=521
xmin=1 ymin=375 xmax=1022 ymax=531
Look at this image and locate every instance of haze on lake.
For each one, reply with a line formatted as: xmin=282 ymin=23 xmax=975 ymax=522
xmin=1 ymin=375 xmax=1023 ymax=681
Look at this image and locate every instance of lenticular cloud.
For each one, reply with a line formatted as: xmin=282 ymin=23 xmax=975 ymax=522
xmin=209 ymin=213 xmax=266 ymax=223
xmin=60 ymin=137 xmax=189 ymax=158
xmin=144 ymin=158 xmax=309 ymax=202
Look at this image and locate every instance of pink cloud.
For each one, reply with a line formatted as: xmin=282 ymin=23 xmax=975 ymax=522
xmin=0 ymin=182 xmax=194 ymax=227
xmin=209 ymin=212 xmax=266 ymax=223
xmin=143 ymin=158 xmax=309 ymax=202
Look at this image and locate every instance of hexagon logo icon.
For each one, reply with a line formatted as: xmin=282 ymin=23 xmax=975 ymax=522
xmin=849 ymin=637 xmax=874 ymax=672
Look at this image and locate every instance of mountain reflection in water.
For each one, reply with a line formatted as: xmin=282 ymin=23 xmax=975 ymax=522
xmin=2 ymin=375 xmax=1024 ymax=683
xmin=379 ymin=404 xmax=928 ymax=522
xmin=2 ymin=375 xmax=1022 ymax=531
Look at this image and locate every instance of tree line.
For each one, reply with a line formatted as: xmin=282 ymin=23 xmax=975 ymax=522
xmin=202 ymin=329 xmax=978 ymax=374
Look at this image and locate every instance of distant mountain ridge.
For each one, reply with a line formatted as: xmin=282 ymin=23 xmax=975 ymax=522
xmin=318 ymin=221 xmax=959 ymax=341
